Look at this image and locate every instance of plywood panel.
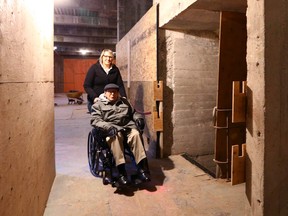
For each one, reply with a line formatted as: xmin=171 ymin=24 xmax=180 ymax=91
xmin=116 ymin=5 xmax=158 ymax=156
xmin=0 ymin=83 xmax=55 ymax=216
xmin=154 ymin=81 xmax=163 ymax=101
xmin=232 ymin=81 xmax=246 ymax=123
xmin=231 ymin=144 xmax=246 ymax=185
xmin=116 ymin=5 xmax=157 ymax=82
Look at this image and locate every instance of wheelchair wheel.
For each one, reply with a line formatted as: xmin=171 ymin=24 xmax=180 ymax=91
xmin=87 ymin=131 xmax=102 ymax=177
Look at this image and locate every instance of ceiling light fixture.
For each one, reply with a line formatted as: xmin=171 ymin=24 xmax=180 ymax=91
xmin=79 ymin=49 xmax=90 ymax=55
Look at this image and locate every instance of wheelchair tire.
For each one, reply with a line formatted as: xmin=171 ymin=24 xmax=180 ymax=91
xmin=87 ymin=131 xmax=102 ymax=177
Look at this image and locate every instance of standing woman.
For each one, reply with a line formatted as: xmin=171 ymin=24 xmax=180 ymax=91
xmin=83 ymin=49 xmax=127 ymax=112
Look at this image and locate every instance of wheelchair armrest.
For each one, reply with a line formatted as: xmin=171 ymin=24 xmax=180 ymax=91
xmin=91 ymin=126 xmax=108 ymax=138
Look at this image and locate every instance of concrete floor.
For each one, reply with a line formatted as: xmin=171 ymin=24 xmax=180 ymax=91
xmin=44 ymin=93 xmax=247 ymax=216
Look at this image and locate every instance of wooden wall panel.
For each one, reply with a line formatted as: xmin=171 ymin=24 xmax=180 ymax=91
xmin=116 ymin=5 xmax=158 ymax=157
xmin=0 ymin=1 xmax=54 ymax=215
xmin=63 ymin=58 xmax=97 ymax=92
xmin=116 ymin=5 xmax=157 ymax=82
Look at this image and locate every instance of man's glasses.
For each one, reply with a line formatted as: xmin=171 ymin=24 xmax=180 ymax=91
xmin=106 ymin=90 xmax=118 ymax=94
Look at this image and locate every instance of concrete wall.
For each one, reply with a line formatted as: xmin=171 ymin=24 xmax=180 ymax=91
xmin=117 ymin=2 xmax=218 ymax=159
xmin=117 ymin=0 xmax=153 ymax=41
xmin=116 ymin=5 xmax=158 ymax=157
xmin=246 ymin=0 xmax=288 ymax=215
xmin=158 ymin=29 xmax=218 ymax=157
xmin=0 ymin=1 xmax=55 ymax=216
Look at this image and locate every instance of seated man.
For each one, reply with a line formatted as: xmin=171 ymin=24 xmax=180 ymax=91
xmin=91 ymin=83 xmax=150 ymax=186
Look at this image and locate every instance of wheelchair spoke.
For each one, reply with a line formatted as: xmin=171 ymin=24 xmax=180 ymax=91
xmin=88 ymin=132 xmax=97 ymax=175
xmin=94 ymin=150 xmax=100 ymax=172
xmin=87 ymin=130 xmax=105 ymax=177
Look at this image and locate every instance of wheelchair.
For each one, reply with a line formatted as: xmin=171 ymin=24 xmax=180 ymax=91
xmin=87 ymin=127 xmax=149 ymax=187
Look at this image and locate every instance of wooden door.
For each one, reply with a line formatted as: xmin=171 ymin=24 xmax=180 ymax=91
xmin=63 ymin=58 xmax=97 ymax=93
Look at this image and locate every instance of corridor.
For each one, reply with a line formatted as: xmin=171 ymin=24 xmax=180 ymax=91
xmin=44 ymin=94 xmax=246 ymax=216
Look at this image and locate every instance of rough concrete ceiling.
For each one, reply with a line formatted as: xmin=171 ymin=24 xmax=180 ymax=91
xmin=161 ymin=0 xmax=247 ymax=32
xmin=53 ymin=0 xmax=152 ymax=57
xmin=192 ymin=0 xmax=247 ymax=13
xmin=163 ymin=9 xmax=220 ymax=32
xmin=54 ymin=0 xmax=117 ymax=57
xmin=54 ymin=0 xmax=247 ymax=56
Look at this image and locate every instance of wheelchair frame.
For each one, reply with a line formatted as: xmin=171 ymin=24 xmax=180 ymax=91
xmin=87 ymin=127 xmax=113 ymax=178
xmin=87 ymin=127 xmax=140 ymax=186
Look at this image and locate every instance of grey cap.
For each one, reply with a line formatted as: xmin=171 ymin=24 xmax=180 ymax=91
xmin=104 ymin=83 xmax=119 ymax=91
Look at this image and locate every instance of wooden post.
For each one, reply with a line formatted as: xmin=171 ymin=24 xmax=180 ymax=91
xmin=153 ymin=81 xmax=163 ymax=158
xmin=232 ymin=81 xmax=246 ymax=123
xmin=231 ymin=144 xmax=246 ymax=185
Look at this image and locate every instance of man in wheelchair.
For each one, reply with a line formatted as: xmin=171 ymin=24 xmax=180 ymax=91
xmin=90 ymin=83 xmax=150 ymax=186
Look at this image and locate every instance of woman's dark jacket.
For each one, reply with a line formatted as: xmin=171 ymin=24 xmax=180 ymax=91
xmin=83 ymin=62 xmax=127 ymax=103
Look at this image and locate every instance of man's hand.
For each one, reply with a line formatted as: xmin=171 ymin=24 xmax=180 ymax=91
xmin=107 ymin=126 xmax=118 ymax=137
xmin=135 ymin=118 xmax=145 ymax=130
xmin=93 ymin=97 xmax=99 ymax=103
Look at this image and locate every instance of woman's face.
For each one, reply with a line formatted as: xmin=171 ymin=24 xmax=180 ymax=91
xmin=102 ymin=52 xmax=114 ymax=67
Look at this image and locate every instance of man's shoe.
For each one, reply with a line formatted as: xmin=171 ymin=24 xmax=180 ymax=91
xmin=138 ymin=170 xmax=151 ymax=182
xmin=117 ymin=175 xmax=129 ymax=186
xmin=137 ymin=158 xmax=151 ymax=182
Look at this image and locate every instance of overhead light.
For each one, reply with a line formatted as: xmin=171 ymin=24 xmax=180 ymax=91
xmin=79 ymin=49 xmax=90 ymax=55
